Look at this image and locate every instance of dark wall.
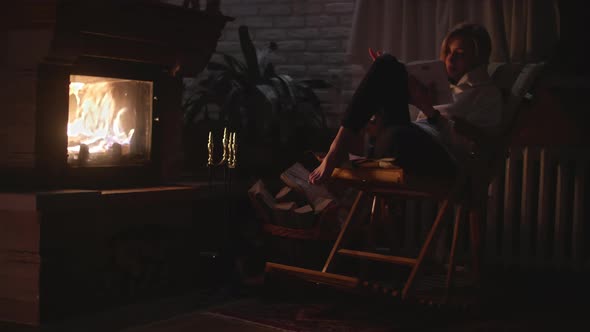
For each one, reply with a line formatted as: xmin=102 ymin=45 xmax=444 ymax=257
xmin=550 ymin=1 xmax=589 ymax=75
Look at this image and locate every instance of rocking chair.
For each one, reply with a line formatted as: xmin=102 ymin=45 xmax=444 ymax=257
xmin=265 ymin=62 xmax=545 ymax=303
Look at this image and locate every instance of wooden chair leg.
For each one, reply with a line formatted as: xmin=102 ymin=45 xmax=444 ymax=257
xmin=446 ymin=205 xmax=463 ymax=301
xmin=359 ymin=195 xmax=378 ymax=279
xmin=322 ymin=190 xmax=365 ymax=273
xmin=368 ymin=195 xmax=378 ymax=249
xmin=379 ymin=197 xmax=386 ymax=225
xmin=385 ymin=198 xmax=400 ymax=254
xmin=469 ymin=210 xmax=481 ymax=285
xmin=402 ymin=199 xmax=449 ymax=300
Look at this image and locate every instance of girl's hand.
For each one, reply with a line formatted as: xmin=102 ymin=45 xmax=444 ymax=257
xmin=309 ymin=126 xmax=355 ymax=184
xmin=368 ymin=48 xmax=382 ymax=62
xmin=309 ymin=150 xmax=344 ymax=184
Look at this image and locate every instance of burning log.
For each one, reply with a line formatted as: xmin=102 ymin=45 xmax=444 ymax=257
xmin=111 ymin=143 xmax=122 ymax=162
xmin=78 ymin=144 xmax=89 ymax=166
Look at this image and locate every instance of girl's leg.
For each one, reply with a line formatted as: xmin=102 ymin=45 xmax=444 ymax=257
xmin=341 ymin=54 xmax=410 ymax=133
xmin=385 ymin=124 xmax=457 ymax=178
xmin=310 ymin=55 xmax=411 ymax=184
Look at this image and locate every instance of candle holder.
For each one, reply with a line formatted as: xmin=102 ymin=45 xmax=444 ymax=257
xmin=228 ymin=132 xmax=237 ymax=169
xmin=207 ymin=128 xmax=237 ymax=259
xmin=207 ymin=131 xmax=214 ymax=167
xmin=207 ymin=128 xmax=237 ymax=191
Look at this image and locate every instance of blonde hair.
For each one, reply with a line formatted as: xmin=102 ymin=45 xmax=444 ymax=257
xmin=440 ymin=22 xmax=492 ymax=66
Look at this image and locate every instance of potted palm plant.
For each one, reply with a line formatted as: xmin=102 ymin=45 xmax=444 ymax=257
xmin=182 ymin=25 xmax=331 ymax=177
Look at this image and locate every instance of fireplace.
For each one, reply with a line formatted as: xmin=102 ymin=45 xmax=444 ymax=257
xmin=36 ymin=56 xmax=183 ymax=188
xmin=0 ymin=0 xmax=232 ymax=325
xmin=2 ymin=0 xmax=233 ymax=189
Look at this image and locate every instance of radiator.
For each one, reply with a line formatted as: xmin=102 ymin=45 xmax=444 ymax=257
xmin=391 ymin=146 xmax=589 ymax=271
xmin=486 ymin=146 xmax=589 ymax=270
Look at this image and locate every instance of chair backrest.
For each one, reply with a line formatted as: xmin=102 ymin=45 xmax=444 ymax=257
xmin=463 ymin=62 xmax=546 ymax=206
xmin=488 ymin=62 xmax=546 ymax=141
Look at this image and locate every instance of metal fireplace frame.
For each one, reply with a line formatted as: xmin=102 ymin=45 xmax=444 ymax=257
xmin=36 ymin=57 xmax=180 ymax=188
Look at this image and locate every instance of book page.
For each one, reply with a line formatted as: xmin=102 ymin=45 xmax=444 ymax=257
xmin=280 ymin=163 xmax=334 ymax=209
xmin=275 ymin=186 xmax=292 ymax=201
xmin=248 ymin=180 xmax=276 ymax=207
xmin=405 ymin=60 xmax=453 ymax=106
xmin=313 ymin=197 xmax=333 ymax=214
xmin=248 ymin=180 xmax=277 ymax=224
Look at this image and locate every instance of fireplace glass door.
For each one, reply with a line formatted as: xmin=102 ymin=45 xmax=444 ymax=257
xmin=67 ymin=75 xmax=153 ymax=167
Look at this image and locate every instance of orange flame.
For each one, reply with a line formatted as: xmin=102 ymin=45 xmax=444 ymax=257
xmin=67 ymin=79 xmax=135 ymax=158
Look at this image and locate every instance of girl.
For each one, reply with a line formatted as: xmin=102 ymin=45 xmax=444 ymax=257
xmin=309 ymin=22 xmax=502 ymax=184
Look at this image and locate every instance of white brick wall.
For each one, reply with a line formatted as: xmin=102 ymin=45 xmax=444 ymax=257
xmin=217 ymin=0 xmax=360 ymax=127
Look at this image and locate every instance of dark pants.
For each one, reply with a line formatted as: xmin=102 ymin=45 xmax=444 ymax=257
xmin=342 ymin=54 xmax=456 ymax=178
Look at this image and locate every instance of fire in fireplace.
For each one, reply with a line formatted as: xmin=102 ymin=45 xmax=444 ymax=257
xmin=67 ymin=75 xmax=153 ymax=167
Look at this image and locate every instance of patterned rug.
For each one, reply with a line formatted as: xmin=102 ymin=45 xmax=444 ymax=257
xmin=205 ymin=292 xmax=589 ymax=332
xmin=205 ymin=295 xmax=472 ymax=332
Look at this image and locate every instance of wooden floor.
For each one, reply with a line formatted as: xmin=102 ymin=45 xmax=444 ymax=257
xmin=0 ymin=288 xmax=233 ymax=332
xmin=122 ymin=312 xmax=280 ymax=332
xmin=2 ymin=268 xmax=589 ymax=332
xmin=0 ymin=313 xmax=279 ymax=332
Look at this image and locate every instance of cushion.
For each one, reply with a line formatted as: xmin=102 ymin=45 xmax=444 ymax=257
xmin=488 ymin=62 xmax=545 ymax=134
xmin=488 ymin=62 xmax=524 ymax=93
xmin=511 ymin=63 xmax=546 ymax=98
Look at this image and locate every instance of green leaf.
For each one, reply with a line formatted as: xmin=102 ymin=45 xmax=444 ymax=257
xmin=276 ymin=74 xmax=297 ymax=111
xmin=207 ymin=61 xmax=232 ymax=71
xmin=183 ymin=94 xmax=220 ymax=125
xmin=239 ymin=25 xmax=262 ymax=83
xmin=255 ymin=84 xmax=279 ymax=107
xmin=222 ymin=54 xmax=247 ymax=75
xmin=182 ymin=25 xmax=330 ymax=152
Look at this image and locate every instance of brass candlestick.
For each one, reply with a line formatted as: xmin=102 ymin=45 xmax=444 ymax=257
xmin=205 ymin=127 xmax=237 ymax=259
xmin=207 ymin=128 xmax=237 ymax=168
xmin=228 ymin=132 xmax=237 ymax=169
xmin=207 ymin=131 xmax=214 ymax=167
xmin=220 ymin=127 xmax=228 ymax=166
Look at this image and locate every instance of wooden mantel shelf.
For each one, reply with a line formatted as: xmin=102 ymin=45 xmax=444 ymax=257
xmin=0 ymin=184 xmax=206 ymax=211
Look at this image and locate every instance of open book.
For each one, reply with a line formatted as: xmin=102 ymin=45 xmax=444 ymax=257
xmin=249 ymin=175 xmax=334 ymax=229
xmin=405 ymin=60 xmax=453 ymax=106
xmin=280 ymin=163 xmax=334 ymax=213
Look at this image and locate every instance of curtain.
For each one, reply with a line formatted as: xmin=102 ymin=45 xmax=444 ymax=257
xmin=347 ymin=0 xmax=560 ymax=67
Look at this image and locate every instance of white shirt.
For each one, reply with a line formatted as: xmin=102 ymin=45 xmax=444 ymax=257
xmin=414 ymin=64 xmax=503 ymax=162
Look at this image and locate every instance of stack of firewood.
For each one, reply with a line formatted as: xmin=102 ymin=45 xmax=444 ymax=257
xmin=248 ymin=163 xmax=336 ymax=230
